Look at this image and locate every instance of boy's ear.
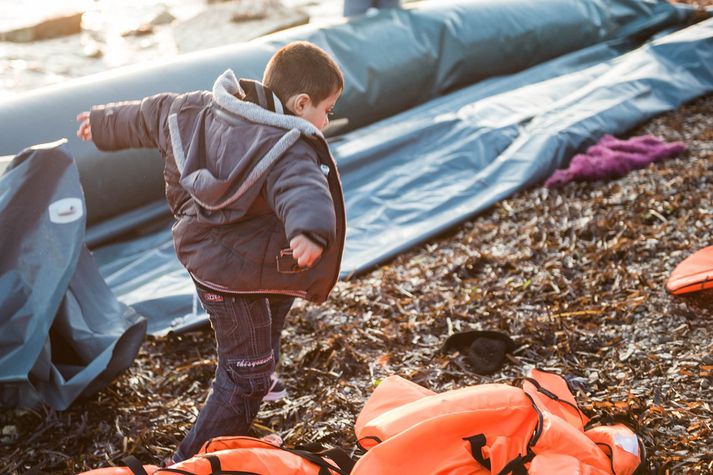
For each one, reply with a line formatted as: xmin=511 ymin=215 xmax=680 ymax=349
xmin=288 ymin=93 xmax=312 ymax=115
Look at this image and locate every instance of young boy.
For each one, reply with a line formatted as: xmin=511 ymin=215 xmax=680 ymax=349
xmin=76 ymin=41 xmax=345 ymax=463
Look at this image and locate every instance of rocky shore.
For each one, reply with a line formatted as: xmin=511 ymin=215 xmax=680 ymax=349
xmin=0 ymin=0 xmax=340 ymax=98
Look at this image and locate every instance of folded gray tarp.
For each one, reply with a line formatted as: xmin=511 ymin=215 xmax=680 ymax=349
xmin=0 ymin=0 xmax=686 ymax=228
xmin=338 ymin=18 xmax=713 ymax=275
xmin=0 ymin=142 xmax=146 ymax=410
xmin=91 ymin=17 xmax=713 ymax=335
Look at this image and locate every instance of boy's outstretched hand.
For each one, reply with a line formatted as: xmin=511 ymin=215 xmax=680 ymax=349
xmin=290 ymin=234 xmax=323 ymax=268
xmin=76 ymin=111 xmax=92 ymax=141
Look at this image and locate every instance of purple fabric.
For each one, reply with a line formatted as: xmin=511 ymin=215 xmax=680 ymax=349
xmin=545 ymin=134 xmax=687 ymax=188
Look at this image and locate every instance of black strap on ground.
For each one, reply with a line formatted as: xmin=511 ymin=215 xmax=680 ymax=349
xmin=123 ymin=455 xmax=149 ymax=475
xmin=463 ymin=434 xmax=491 ymax=470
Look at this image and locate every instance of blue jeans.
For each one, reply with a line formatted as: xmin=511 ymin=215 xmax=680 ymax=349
xmin=173 ymin=288 xmax=294 ymax=462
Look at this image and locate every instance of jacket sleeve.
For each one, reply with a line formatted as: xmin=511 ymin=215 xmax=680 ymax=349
xmin=264 ymin=142 xmax=336 ymax=248
xmin=89 ymin=92 xmax=177 ymax=152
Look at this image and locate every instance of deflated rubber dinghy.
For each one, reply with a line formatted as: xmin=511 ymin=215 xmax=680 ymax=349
xmin=0 ymin=0 xmax=710 ymax=335
xmin=0 ymin=141 xmax=146 ymax=410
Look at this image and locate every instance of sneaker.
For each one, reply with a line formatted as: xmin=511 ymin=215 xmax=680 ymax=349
xmin=260 ymin=433 xmax=283 ymax=446
xmin=263 ymin=374 xmax=288 ymax=402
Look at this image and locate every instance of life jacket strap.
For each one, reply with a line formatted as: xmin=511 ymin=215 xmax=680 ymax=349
xmin=522 ymin=377 xmax=586 ymax=426
xmin=356 ymin=435 xmax=383 ymax=451
xmin=122 ymin=456 xmax=150 ymax=475
xmin=463 ymin=434 xmax=491 ymax=470
xmin=496 ymin=449 xmax=535 ymax=475
xmin=320 ymin=447 xmax=356 ymax=473
xmin=286 ymin=448 xmax=352 ymax=475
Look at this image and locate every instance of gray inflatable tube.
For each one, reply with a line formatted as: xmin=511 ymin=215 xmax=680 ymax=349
xmin=0 ymin=0 xmax=687 ymax=232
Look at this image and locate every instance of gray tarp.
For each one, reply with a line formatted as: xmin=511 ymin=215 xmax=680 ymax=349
xmin=93 ymin=17 xmax=713 ymax=335
xmin=0 ymin=142 xmax=146 ymax=409
xmin=338 ymin=18 xmax=713 ymax=275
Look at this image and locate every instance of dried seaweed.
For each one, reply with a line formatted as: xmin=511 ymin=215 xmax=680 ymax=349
xmin=2 ymin=81 xmax=712 ymax=475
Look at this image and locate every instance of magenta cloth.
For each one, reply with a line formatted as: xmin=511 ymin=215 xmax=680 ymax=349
xmin=545 ymin=134 xmax=687 ymax=188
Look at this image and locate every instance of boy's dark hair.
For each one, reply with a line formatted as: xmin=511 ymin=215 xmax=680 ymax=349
xmin=263 ymin=41 xmax=344 ymax=106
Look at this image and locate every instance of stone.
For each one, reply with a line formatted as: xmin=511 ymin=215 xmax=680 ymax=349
xmin=1 ymin=425 xmax=18 ymax=444
xmin=122 ymin=24 xmax=155 ymax=37
xmin=149 ymin=10 xmax=177 ymax=26
xmin=0 ymin=12 xmax=83 ymax=43
xmin=174 ymin=3 xmax=309 ymax=53
xmin=83 ymin=43 xmax=104 ymax=59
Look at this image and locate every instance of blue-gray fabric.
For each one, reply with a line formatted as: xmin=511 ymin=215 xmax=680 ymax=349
xmin=336 ymin=19 xmax=713 ymax=275
xmin=0 ymin=142 xmax=146 ymax=409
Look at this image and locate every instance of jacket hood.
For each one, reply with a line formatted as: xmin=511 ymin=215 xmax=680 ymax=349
xmin=167 ymin=69 xmax=322 ymax=213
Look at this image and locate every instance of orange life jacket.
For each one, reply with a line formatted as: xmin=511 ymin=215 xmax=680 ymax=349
xmin=79 ymin=436 xmax=352 ymax=475
xmin=666 ymin=245 xmax=713 ymax=294
xmin=352 ymin=368 xmax=644 ymax=475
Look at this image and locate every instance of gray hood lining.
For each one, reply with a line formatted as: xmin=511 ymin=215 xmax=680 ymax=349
xmin=212 ymin=69 xmax=322 ymax=138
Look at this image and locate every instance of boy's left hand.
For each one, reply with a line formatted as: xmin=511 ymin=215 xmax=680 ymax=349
xmin=290 ymin=234 xmax=323 ymax=268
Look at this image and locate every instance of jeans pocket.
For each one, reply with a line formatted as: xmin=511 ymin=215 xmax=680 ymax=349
xmin=226 ymin=354 xmax=274 ymax=399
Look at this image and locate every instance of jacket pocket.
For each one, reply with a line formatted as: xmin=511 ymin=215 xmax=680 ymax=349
xmin=276 ymin=248 xmax=307 ymax=274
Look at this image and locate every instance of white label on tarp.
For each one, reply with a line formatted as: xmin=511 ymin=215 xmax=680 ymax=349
xmin=48 ymin=198 xmax=83 ymax=224
xmin=614 ymin=432 xmax=640 ymax=456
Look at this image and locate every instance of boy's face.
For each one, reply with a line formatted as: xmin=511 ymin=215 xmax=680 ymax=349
xmin=290 ymin=90 xmax=341 ymax=131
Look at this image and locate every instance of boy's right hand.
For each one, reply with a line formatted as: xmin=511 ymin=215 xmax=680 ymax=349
xmin=76 ymin=111 xmax=92 ymax=142
xmin=290 ymin=234 xmax=323 ymax=268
